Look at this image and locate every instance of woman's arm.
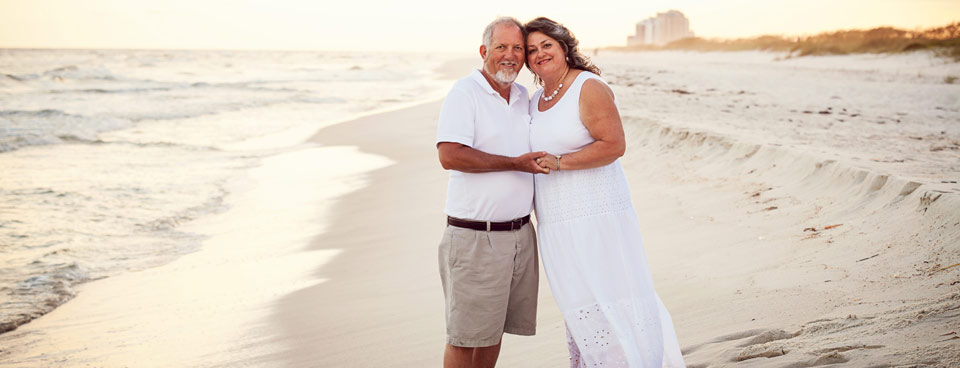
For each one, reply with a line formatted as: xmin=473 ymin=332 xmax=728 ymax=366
xmin=539 ymin=78 xmax=625 ymax=171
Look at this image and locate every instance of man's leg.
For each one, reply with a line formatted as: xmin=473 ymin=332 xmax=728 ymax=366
xmin=472 ymin=338 xmax=502 ymax=368
xmin=444 ymin=344 xmax=474 ymax=368
xmin=439 ymin=226 xmax=514 ymax=368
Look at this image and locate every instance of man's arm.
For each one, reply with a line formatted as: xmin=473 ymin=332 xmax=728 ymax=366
xmin=437 ymin=142 xmax=549 ymax=174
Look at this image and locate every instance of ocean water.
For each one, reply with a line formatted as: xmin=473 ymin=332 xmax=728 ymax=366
xmin=0 ymin=49 xmax=456 ymax=333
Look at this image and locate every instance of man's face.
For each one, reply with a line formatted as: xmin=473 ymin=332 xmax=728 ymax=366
xmin=481 ymin=24 xmax=525 ymax=85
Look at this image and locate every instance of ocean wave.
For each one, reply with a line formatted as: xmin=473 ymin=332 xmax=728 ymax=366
xmin=293 ymin=95 xmax=347 ymax=104
xmin=0 ymin=109 xmax=132 ymax=153
xmin=44 ymin=65 xmax=79 ymax=74
xmin=3 ymin=73 xmax=26 ymax=82
xmin=43 ymin=65 xmax=116 ymax=81
xmin=2 ymin=72 xmax=39 ymax=82
xmin=0 ymin=135 xmax=221 ymax=155
xmin=1 ymin=263 xmax=89 ymax=334
xmin=115 ymin=140 xmax=221 ymax=151
xmin=2 ymin=65 xmax=118 ymax=83
xmin=0 ymin=135 xmax=64 ymax=153
xmin=136 ymin=187 xmax=228 ymax=232
xmin=47 ymin=87 xmax=173 ymax=94
xmin=0 ymin=109 xmax=69 ymax=118
xmin=56 ymin=134 xmax=107 ymax=144
xmin=0 ymin=95 xmax=325 ymax=154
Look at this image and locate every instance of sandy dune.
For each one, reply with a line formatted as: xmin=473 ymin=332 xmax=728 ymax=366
xmin=601 ymin=51 xmax=960 ymax=367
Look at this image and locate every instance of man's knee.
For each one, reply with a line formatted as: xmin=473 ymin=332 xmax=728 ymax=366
xmin=444 ymin=344 xmax=475 ymax=368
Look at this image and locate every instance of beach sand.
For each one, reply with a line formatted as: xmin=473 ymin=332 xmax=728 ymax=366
xmin=597 ymin=51 xmax=960 ymax=367
xmin=1 ymin=51 xmax=958 ymax=367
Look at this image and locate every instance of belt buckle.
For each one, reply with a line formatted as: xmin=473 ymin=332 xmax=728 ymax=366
xmin=511 ymin=218 xmax=521 ymax=230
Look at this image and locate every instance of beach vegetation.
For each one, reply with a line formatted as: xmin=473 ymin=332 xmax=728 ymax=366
xmin=609 ymin=22 xmax=960 ymax=61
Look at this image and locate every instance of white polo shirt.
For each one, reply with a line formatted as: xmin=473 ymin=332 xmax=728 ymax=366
xmin=436 ymin=69 xmax=534 ymax=222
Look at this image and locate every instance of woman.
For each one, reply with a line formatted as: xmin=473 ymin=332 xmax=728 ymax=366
xmin=524 ymin=17 xmax=686 ymax=367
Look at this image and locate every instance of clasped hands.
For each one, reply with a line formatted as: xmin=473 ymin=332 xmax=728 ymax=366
xmin=517 ymin=151 xmax=560 ymax=174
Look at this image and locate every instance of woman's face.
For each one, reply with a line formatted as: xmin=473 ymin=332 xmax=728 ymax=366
xmin=526 ymin=31 xmax=565 ymax=78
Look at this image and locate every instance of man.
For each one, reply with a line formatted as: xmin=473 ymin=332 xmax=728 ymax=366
xmin=435 ymin=17 xmax=548 ymax=368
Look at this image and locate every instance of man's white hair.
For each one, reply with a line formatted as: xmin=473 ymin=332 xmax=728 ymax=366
xmin=482 ymin=17 xmax=524 ymax=48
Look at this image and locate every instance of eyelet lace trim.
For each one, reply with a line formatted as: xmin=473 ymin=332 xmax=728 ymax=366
xmin=564 ymin=298 xmax=665 ymax=367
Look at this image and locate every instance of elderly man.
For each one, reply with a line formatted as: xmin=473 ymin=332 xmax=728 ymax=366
xmin=435 ymin=17 xmax=548 ymax=368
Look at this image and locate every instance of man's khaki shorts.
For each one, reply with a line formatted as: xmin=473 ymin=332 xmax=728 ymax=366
xmin=438 ymin=221 xmax=538 ymax=347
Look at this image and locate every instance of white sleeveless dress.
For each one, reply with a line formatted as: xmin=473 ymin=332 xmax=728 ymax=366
xmin=530 ymin=72 xmax=686 ymax=368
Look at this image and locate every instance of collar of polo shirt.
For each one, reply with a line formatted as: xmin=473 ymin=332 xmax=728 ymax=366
xmin=470 ymin=69 xmax=522 ymax=104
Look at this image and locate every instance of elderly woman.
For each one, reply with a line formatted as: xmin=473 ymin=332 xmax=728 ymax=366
xmin=524 ymin=17 xmax=686 ymax=367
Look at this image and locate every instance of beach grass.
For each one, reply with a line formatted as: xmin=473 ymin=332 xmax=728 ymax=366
xmin=610 ymin=22 xmax=960 ymax=61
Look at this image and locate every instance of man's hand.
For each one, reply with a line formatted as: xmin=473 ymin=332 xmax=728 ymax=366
xmin=516 ymin=151 xmax=550 ymax=174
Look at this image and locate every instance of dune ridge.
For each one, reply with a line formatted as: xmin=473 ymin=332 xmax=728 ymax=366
xmin=610 ymin=21 xmax=960 ymax=61
xmin=622 ymin=114 xmax=960 ymax=366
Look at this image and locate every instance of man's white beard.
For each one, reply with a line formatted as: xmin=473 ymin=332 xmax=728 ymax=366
xmin=484 ymin=63 xmax=519 ymax=84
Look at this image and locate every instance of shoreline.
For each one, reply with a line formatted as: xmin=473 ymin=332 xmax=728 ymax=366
xmin=0 ymin=50 xmax=466 ymax=342
xmin=0 ymin=142 xmax=395 ymax=366
xmin=273 ymin=99 xmax=572 ymax=367
xmin=0 ymin=57 xmax=483 ymax=366
xmin=268 ymin=56 xmax=566 ymax=367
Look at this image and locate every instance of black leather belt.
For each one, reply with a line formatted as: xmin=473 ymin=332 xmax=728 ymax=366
xmin=447 ymin=215 xmax=530 ymax=231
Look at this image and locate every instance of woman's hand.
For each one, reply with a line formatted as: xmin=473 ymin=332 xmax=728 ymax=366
xmin=536 ymin=154 xmax=561 ymax=171
xmin=517 ymin=151 xmax=551 ymax=174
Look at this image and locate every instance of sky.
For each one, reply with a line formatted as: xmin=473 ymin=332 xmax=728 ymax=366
xmin=1 ymin=0 xmax=957 ymax=53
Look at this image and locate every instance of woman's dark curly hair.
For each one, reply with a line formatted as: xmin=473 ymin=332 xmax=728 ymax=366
xmin=523 ymin=17 xmax=601 ymax=86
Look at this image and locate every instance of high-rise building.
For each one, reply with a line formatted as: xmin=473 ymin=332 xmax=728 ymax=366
xmin=627 ymin=10 xmax=694 ymax=46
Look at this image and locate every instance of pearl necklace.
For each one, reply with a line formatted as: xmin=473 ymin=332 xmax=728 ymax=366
xmin=542 ymin=66 xmax=570 ymax=101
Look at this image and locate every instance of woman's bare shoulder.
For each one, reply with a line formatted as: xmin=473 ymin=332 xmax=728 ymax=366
xmin=580 ymin=76 xmax=614 ymax=102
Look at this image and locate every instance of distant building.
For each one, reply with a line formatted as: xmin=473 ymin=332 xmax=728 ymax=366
xmin=627 ymin=10 xmax=694 ymax=46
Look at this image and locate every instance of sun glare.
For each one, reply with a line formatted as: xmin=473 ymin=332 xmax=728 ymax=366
xmin=0 ymin=0 xmax=957 ymax=51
